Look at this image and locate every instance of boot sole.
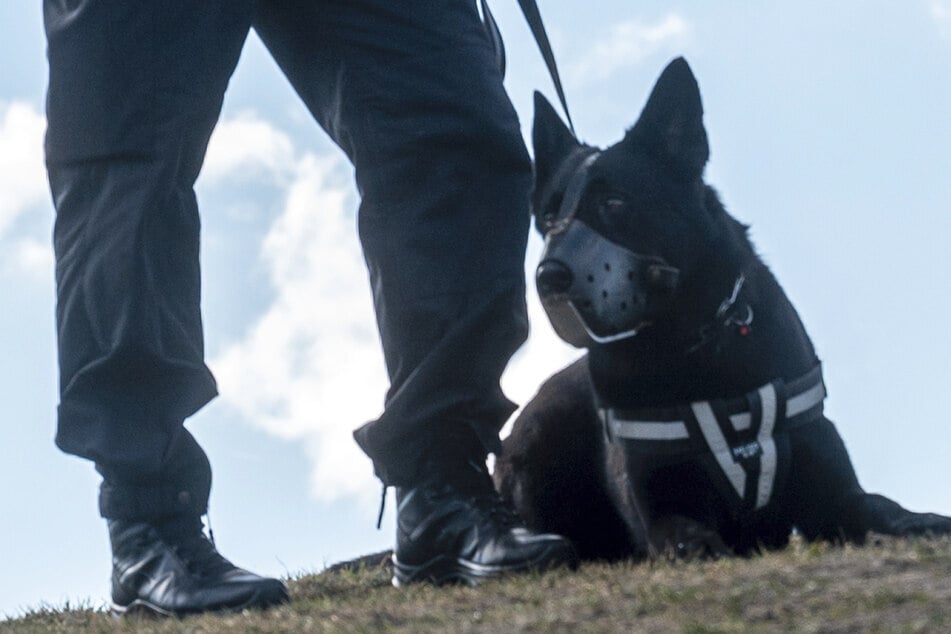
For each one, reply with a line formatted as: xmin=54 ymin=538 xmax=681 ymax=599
xmin=112 ymin=599 xmax=175 ymax=619
xmin=391 ymin=542 xmax=579 ymax=587
xmin=111 ymin=585 xmax=289 ymax=618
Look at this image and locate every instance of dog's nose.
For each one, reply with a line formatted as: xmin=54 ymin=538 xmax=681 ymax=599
xmin=536 ymin=260 xmax=574 ymax=295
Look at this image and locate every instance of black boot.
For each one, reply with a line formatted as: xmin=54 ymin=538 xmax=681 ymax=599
xmin=392 ymin=459 xmax=578 ymax=586
xmin=108 ymin=515 xmax=289 ymax=617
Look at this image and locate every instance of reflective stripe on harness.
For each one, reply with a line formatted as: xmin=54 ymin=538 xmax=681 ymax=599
xmin=600 ymin=365 xmax=826 ymax=511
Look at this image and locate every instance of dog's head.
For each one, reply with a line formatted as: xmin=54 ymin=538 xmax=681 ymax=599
xmin=532 ymin=57 xmax=728 ymax=348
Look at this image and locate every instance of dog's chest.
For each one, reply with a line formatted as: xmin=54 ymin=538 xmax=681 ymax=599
xmin=601 ymin=366 xmax=826 ymax=520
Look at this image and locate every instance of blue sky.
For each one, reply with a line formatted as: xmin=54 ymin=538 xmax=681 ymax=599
xmin=2 ymin=1 xmax=950 ymax=618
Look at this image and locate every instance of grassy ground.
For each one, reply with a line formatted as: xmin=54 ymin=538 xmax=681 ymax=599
xmin=4 ymin=535 xmax=951 ymax=633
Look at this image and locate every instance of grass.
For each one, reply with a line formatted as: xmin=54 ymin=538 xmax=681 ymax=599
xmin=4 ymin=535 xmax=951 ymax=633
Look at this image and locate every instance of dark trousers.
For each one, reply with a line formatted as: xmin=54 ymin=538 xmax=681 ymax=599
xmin=44 ymin=0 xmax=531 ymax=520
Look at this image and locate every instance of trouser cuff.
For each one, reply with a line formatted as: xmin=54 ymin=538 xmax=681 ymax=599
xmin=354 ymin=415 xmax=508 ymax=487
xmin=94 ymin=426 xmax=213 ymax=521
xmin=99 ymin=479 xmax=209 ymax=520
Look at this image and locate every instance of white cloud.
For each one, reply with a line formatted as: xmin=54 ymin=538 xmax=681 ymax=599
xmin=0 ymin=102 xmax=47 ymax=239
xmin=202 ymin=110 xmax=297 ymax=185
xmin=215 ymin=154 xmax=386 ymax=502
xmin=203 ymin=111 xmax=582 ymax=505
xmin=206 ymin=113 xmax=386 ymax=503
xmin=568 ymin=14 xmax=689 ymax=86
xmin=7 ymin=238 xmax=54 ymax=278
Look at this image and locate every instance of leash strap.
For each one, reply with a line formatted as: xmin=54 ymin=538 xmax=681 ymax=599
xmin=479 ymin=0 xmax=575 ymax=135
xmin=517 ymin=0 xmax=575 ymax=134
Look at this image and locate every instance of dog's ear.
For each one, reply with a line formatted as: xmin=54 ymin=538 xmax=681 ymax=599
xmin=625 ymin=57 xmax=709 ymax=181
xmin=533 ymin=91 xmax=580 ymax=190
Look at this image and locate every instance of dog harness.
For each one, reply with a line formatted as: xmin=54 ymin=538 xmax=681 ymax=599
xmin=600 ymin=365 xmax=826 ymax=514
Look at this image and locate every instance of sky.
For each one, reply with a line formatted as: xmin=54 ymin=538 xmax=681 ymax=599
xmin=2 ymin=0 xmax=950 ymax=618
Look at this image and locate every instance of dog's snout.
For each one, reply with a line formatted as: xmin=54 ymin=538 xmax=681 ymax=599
xmin=536 ymin=260 xmax=574 ymax=295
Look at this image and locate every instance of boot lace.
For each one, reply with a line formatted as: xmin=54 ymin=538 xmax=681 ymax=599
xmin=161 ymin=516 xmax=237 ymax=579
xmin=459 ymin=460 xmax=522 ymax=530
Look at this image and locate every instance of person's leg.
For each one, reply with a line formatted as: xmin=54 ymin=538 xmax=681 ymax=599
xmin=253 ymin=0 xmax=577 ymax=584
xmin=45 ymin=0 xmax=287 ymax=614
xmin=254 ymin=0 xmax=530 ymax=485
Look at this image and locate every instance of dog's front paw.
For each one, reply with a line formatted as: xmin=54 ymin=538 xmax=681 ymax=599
xmin=863 ymin=494 xmax=951 ymax=537
xmin=648 ymin=515 xmax=732 ymax=561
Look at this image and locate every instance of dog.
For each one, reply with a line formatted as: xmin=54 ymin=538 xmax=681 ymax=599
xmin=494 ymin=58 xmax=951 ymax=561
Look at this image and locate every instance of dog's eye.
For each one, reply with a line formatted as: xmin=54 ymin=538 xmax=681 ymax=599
xmin=598 ymin=198 xmax=627 ymax=221
xmin=540 ymin=210 xmax=559 ymax=232
xmin=538 ymin=194 xmax=565 ymax=232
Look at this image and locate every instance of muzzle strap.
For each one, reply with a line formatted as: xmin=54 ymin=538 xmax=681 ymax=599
xmin=547 ymin=152 xmax=600 ymax=232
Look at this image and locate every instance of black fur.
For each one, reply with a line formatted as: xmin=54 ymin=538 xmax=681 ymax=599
xmin=495 ymin=58 xmax=951 ymax=560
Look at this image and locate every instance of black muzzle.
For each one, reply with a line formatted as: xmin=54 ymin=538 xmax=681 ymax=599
xmin=537 ymin=220 xmax=679 ymax=347
xmin=534 ymin=152 xmax=679 ymax=348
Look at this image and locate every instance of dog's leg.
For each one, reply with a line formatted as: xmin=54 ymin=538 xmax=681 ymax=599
xmin=858 ymin=494 xmax=951 ymax=536
xmin=495 ymin=359 xmax=632 ymax=560
xmin=787 ymin=417 xmax=873 ymax=542
xmin=602 ymin=445 xmax=652 ymax=560
xmin=602 ymin=448 xmax=735 ymax=561
xmin=646 ymin=515 xmax=732 ymax=561
xmin=789 ymin=417 xmax=951 ymax=541
xmin=613 ymin=455 xmax=733 ymax=560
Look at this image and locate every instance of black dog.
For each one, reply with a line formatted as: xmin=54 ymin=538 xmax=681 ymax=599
xmin=494 ymin=58 xmax=951 ymax=561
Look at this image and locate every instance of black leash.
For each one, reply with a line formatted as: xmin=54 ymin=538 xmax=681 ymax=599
xmin=480 ymin=0 xmax=575 ymax=135
xmin=480 ymin=0 xmax=507 ymax=77
xmin=515 ymin=0 xmax=575 ymax=134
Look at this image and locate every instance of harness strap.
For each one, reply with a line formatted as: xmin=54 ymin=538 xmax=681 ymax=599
xmin=600 ymin=365 xmax=825 ymax=513
xmin=602 ymin=365 xmax=825 ymax=446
